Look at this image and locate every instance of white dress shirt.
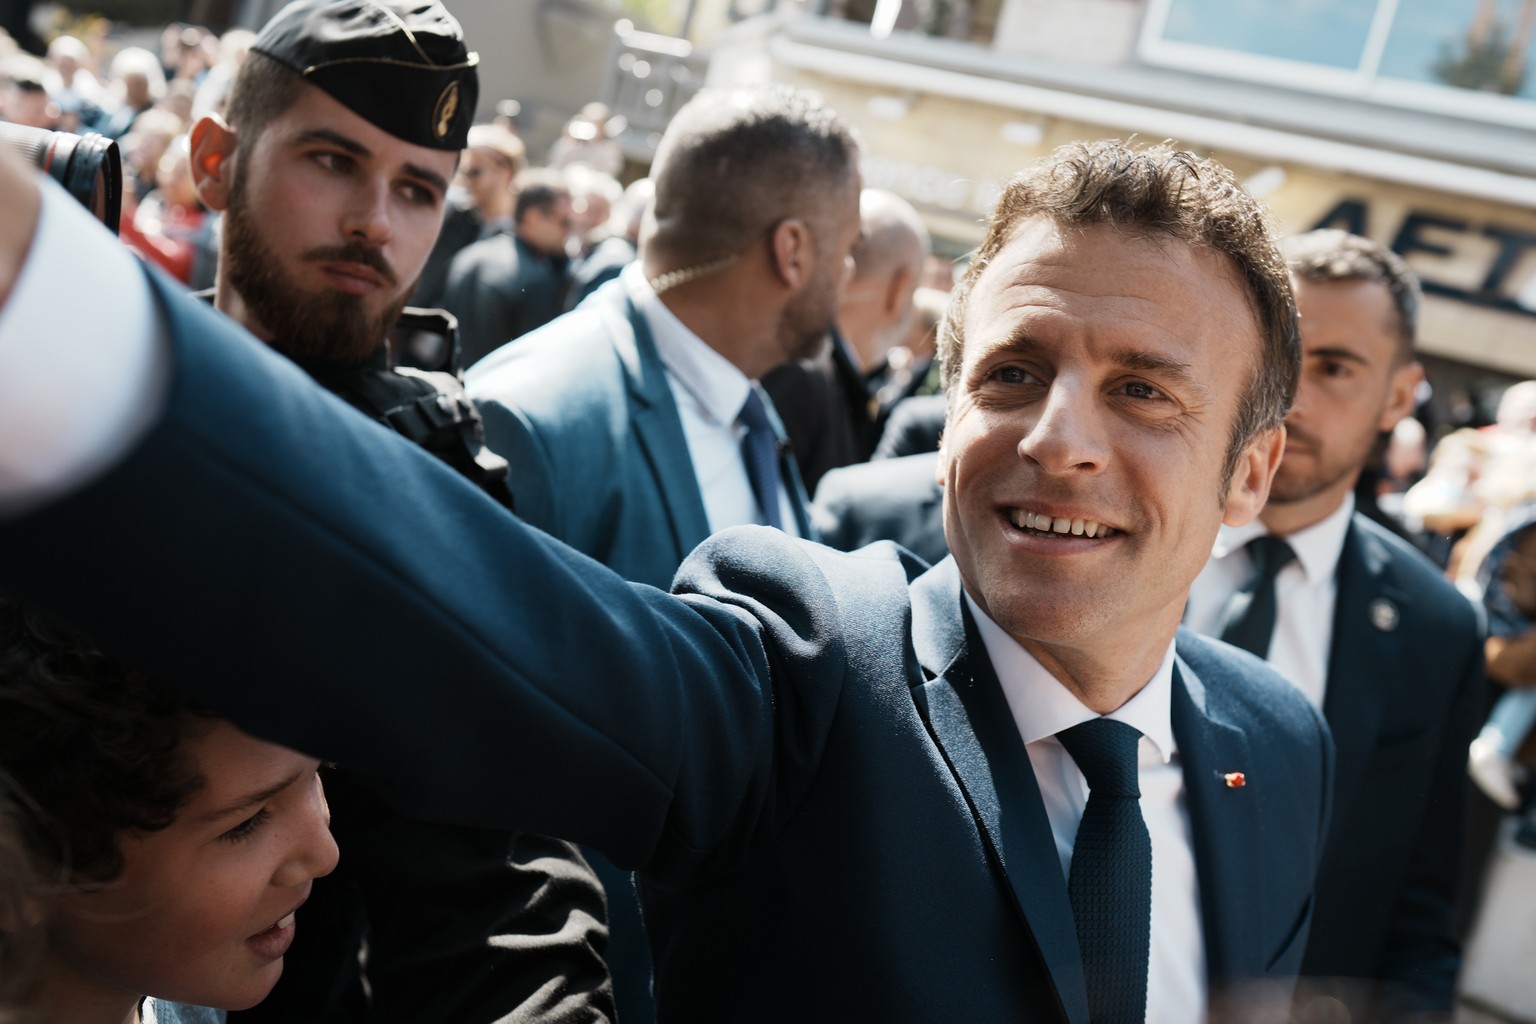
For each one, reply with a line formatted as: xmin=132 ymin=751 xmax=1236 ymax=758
xmin=0 ymin=176 xmax=165 ymax=516
xmin=1184 ymin=495 xmax=1354 ymax=709
xmin=966 ymin=594 xmax=1207 ymax=1024
xmin=623 ymin=264 xmax=799 ymax=536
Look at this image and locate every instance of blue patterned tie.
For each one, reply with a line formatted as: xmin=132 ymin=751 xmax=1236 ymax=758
xmin=737 ymin=387 xmax=783 ymax=530
xmin=1219 ymin=534 xmax=1296 ymax=659
xmin=1057 ymin=718 xmax=1151 ymax=1024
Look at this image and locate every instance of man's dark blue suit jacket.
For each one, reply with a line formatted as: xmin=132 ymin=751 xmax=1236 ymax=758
xmin=0 ymin=273 xmax=1334 ymax=1023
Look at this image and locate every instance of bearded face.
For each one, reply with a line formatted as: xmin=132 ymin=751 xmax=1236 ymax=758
xmin=222 ymin=163 xmax=415 ymax=369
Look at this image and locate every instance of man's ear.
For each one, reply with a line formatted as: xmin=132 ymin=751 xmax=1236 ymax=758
xmin=1379 ymin=359 xmax=1425 ymax=433
xmin=883 ymin=265 xmax=914 ymax=320
xmin=189 ymin=115 xmax=237 ymax=213
xmin=769 ymin=218 xmax=811 ymax=290
xmin=1223 ymin=424 xmax=1285 ymax=527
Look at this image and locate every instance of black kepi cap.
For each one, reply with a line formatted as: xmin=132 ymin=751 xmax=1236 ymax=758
xmin=252 ymin=0 xmax=479 ymax=151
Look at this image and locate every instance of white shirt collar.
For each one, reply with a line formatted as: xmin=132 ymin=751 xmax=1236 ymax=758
xmin=623 ymin=263 xmax=752 ymax=426
xmin=1210 ymin=492 xmax=1355 ymax=585
xmin=963 ymin=592 xmax=1178 ymax=764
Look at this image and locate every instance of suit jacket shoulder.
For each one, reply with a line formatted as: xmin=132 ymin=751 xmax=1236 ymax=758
xmin=468 ymin=282 xmax=709 ymax=588
xmin=811 ymin=451 xmax=947 ymax=567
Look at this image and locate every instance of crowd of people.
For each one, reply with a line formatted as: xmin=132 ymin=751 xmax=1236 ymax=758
xmin=0 ymin=0 xmax=1533 ymax=1021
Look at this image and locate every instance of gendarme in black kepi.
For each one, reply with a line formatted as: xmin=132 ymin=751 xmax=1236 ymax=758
xmin=252 ymin=0 xmax=478 ymax=150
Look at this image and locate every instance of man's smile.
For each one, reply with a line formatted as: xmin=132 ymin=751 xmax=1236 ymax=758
xmin=1006 ymin=506 xmax=1120 ymax=539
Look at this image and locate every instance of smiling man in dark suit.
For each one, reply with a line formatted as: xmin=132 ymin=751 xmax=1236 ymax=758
xmin=1187 ymin=229 xmax=1483 ymax=1022
xmin=0 ymin=139 xmax=1329 ymax=1023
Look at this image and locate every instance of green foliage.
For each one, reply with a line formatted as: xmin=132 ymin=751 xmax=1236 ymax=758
xmin=1433 ymin=21 xmax=1528 ymax=96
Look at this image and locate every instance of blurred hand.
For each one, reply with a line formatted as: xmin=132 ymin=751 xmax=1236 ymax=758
xmin=0 ymin=151 xmax=43 ymax=313
xmin=1469 ymin=727 xmax=1527 ymax=811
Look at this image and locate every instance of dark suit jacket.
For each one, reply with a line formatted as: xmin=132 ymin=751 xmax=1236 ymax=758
xmin=812 ymin=450 xmax=947 ymax=567
xmin=1 ymin=275 xmax=1335 ymax=1024
xmin=1296 ymin=513 xmax=1483 ymax=1019
xmin=874 ymin=392 xmax=947 ymax=459
xmin=444 ymin=233 xmax=569 ymax=369
xmin=761 ymin=331 xmax=878 ymax=495
xmin=468 ymin=279 xmax=813 ymax=591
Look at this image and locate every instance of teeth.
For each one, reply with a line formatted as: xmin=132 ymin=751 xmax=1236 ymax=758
xmin=1011 ymin=508 xmax=1113 ymax=538
xmin=277 ymin=913 xmax=295 ymax=930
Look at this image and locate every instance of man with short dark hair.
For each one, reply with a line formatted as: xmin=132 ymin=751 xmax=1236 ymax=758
xmin=1187 ymin=229 xmax=1483 ymax=1022
xmin=468 ymin=84 xmax=858 ymax=590
xmin=445 ymin=166 xmax=574 ymax=365
xmin=410 ymin=121 xmax=525 ymax=309
xmin=0 ymin=139 xmax=1330 ymax=1022
xmin=179 ymin=1 xmax=614 ymax=1020
xmin=466 ymin=85 xmax=860 ymax=1020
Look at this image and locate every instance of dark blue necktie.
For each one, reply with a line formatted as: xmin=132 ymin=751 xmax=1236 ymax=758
xmin=1057 ymin=718 xmax=1151 ymax=1024
xmin=1219 ymin=534 xmax=1297 ymax=659
xmin=737 ymin=387 xmax=783 ymax=530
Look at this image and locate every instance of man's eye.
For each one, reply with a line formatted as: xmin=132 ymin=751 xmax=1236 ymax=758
xmin=1121 ymin=381 xmax=1162 ymax=400
xmin=314 ymin=152 xmax=351 ymax=173
xmin=219 ymin=808 xmax=270 ymax=844
xmin=400 ymin=183 xmax=437 ymax=206
xmin=992 ymin=366 xmax=1033 ymax=385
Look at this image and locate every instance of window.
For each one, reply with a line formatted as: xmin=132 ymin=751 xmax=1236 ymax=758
xmin=1141 ymin=0 xmax=1536 ymax=124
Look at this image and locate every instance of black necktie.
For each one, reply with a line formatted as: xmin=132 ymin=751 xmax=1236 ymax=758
xmin=1219 ymin=534 xmax=1297 ymax=659
xmin=737 ymin=388 xmax=783 ymax=530
xmin=1057 ymin=718 xmax=1151 ymax=1024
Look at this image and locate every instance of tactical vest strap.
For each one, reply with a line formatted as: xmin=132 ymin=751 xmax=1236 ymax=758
xmin=333 ymin=366 xmax=515 ymax=510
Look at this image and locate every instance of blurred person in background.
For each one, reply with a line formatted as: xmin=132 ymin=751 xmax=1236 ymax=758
xmin=564 ymin=163 xmax=622 ymax=258
xmin=95 ymin=46 xmax=164 ymax=139
xmin=42 ymin=34 xmax=105 ymax=128
xmin=121 ymin=135 xmax=206 ymax=284
xmin=764 ymin=187 xmax=929 ymax=493
xmin=443 ymin=166 xmax=573 ymax=366
xmin=0 ymin=54 xmax=59 ymax=128
xmin=563 ymin=175 xmax=649 ymax=310
xmin=412 ymin=121 xmax=524 ymax=310
xmin=191 ymin=28 xmax=256 ymax=122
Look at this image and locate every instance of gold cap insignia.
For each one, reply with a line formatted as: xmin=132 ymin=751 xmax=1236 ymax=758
xmin=433 ymin=81 xmax=460 ymax=142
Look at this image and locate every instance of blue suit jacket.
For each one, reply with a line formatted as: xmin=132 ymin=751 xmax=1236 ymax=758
xmin=1298 ymin=514 xmax=1483 ymax=1017
xmin=468 ymin=280 xmax=813 ymax=591
xmin=1 ymin=275 xmax=1332 ymax=1023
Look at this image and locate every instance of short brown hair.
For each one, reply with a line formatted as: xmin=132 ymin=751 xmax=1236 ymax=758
xmin=646 ymin=84 xmax=860 ymax=270
xmin=939 ymin=139 xmax=1300 ymax=487
xmin=222 ymin=50 xmax=306 ymax=149
xmin=1285 ymin=229 xmax=1419 ymax=362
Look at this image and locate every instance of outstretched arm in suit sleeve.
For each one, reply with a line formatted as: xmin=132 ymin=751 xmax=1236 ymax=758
xmin=0 ymin=177 xmax=849 ymax=881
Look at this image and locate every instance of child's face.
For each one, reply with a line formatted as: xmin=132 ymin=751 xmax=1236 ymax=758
xmin=46 ymin=720 xmax=339 ymax=1010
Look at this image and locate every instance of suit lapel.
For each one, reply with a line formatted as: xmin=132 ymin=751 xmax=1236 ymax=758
xmin=1320 ymin=516 xmax=1398 ymax=827
xmin=1170 ymin=651 xmax=1269 ymax=987
xmin=909 ymin=560 xmax=1089 ymax=1024
xmin=609 ymin=292 xmax=713 ymax=555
